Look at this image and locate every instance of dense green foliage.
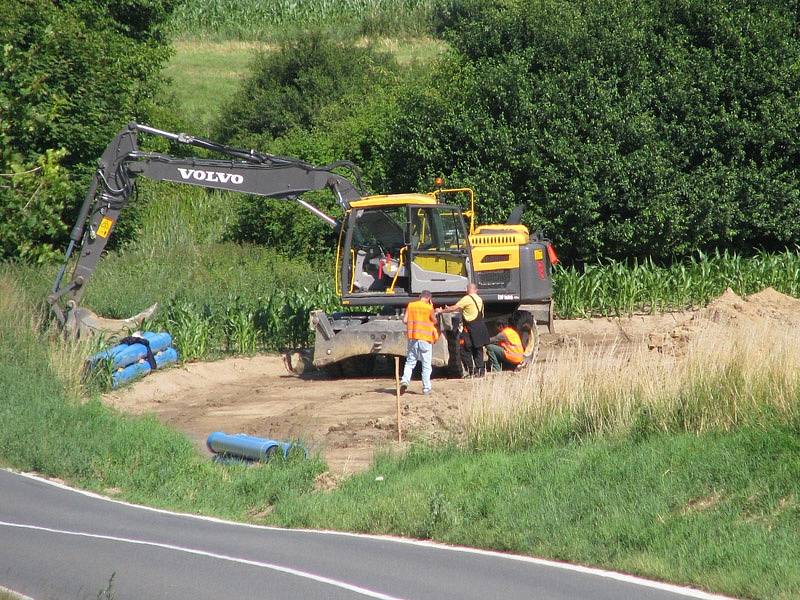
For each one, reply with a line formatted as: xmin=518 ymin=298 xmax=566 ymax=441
xmin=380 ymin=0 xmax=800 ymax=262
xmin=217 ymin=34 xmax=406 ymax=257
xmin=0 ymin=0 xmax=176 ymax=261
xmin=169 ymin=0 xmax=436 ymax=40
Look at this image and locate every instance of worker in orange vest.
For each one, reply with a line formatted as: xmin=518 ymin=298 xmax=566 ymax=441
xmin=485 ymin=319 xmax=525 ymax=372
xmin=400 ymin=290 xmax=438 ymax=395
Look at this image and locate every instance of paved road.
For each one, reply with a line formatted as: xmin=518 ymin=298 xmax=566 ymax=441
xmin=0 ymin=469 xmax=733 ymax=600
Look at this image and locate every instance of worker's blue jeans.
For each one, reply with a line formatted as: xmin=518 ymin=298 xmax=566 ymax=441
xmin=401 ymin=339 xmax=432 ymax=393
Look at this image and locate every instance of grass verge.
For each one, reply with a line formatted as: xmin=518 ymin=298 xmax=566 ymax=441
xmin=271 ymin=429 xmax=800 ymax=600
xmin=0 ymin=274 xmax=325 ymax=518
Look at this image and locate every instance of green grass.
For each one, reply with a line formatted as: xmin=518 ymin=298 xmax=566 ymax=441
xmin=0 ymin=275 xmax=325 ymax=518
xmin=164 ymin=41 xmax=263 ymax=135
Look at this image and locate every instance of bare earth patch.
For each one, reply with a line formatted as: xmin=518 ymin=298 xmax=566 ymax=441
xmin=104 ymin=288 xmax=800 ymax=476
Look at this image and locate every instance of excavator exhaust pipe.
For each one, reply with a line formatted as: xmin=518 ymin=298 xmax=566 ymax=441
xmin=65 ymin=304 xmax=159 ymax=339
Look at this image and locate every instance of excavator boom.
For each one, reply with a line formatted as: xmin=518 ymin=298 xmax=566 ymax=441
xmin=48 ymin=123 xmax=364 ymax=333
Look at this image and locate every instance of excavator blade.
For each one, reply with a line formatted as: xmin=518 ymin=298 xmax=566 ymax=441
xmin=65 ymin=304 xmax=159 ymax=338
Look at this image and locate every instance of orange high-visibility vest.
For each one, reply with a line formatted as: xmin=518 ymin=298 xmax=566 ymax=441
xmin=405 ymin=300 xmax=438 ymax=343
xmin=499 ymin=327 xmax=524 ymax=364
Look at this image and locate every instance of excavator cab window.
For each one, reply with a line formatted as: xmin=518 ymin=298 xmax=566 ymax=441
xmin=408 ymin=206 xmax=470 ymax=293
xmin=348 ymin=208 xmax=409 ymax=293
xmin=340 ymin=204 xmax=472 ymax=300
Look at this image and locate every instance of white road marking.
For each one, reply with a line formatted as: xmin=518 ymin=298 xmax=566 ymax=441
xmin=7 ymin=470 xmax=737 ymax=600
xmin=0 ymin=585 xmax=36 ymax=600
xmin=0 ymin=519 xmax=407 ymax=600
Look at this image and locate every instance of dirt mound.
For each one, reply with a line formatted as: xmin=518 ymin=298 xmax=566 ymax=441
xmin=648 ymin=287 xmax=800 ymax=353
xmin=746 ymin=287 xmax=800 ymax=313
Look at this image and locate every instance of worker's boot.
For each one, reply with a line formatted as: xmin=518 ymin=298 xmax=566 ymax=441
xmin=475 ymin=366 xmax=486 ymax=378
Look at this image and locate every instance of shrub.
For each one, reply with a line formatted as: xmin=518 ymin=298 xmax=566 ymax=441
xmin=219 ymin=32 xmax=403 ymax=257
xmin=0 ymin=0 xmax=176 ymax=260
xmin=382 ymin=0 xmax=800 ymax=263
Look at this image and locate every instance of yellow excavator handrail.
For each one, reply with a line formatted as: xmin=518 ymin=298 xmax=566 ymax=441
xmin=349 ymin=249 xmax=357 ymax=294
xmin=433 ymin=187 xmax=476 ymax=234
xmin=386 ymin=247 xmax=407 ymax=295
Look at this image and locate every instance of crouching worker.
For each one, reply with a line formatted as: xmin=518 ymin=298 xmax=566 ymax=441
xmin=486 ymin=319 xmax=525 ymax=372
xmin=400 ymin=290 xmax=438 ymax=395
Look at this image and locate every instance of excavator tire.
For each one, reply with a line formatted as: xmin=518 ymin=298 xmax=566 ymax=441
xmin=445 ymin=329 xmax=465 ymax=378
xmin=320 ymin=355 xmax=378 ymax=378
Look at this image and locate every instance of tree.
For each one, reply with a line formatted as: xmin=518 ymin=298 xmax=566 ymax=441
xmin=0 ymin=0 xmax=176 ymax=261
xmin=381 ymin=0 xmax=800 ymax=262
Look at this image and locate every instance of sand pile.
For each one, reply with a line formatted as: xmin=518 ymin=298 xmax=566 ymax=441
xmin=648 ymin=287 xmax=800 ymax=353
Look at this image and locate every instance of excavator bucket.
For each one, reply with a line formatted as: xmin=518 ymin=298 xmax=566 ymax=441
xmin=65 ymin=304 xmax=159 ymax=339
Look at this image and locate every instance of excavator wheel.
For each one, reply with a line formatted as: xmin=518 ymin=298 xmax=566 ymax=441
xmin=318 ymin=355 xmax=378 ymax=378
xmin=445 ymin=329 xmax=465 ymax=378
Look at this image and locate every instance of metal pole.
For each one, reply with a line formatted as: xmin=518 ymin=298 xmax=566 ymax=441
xmin=394 ymin=356 xmax=402 ymax=443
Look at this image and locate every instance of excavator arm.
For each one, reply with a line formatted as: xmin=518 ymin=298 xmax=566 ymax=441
xmin=48 ymin=123 xmax=365 ymax=333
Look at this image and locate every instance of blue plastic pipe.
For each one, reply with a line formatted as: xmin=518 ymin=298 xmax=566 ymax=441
xmin=89 ymin=331 xmax=173 ymax=370
xmin=206 ymin=432 xmax=299 ymax=462
xmin=111 ymin=346 xmax=179 ymax=388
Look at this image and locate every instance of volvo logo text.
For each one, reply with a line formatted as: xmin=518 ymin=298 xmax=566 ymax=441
xmin=177 ymin=168 xmax=243 ymax=185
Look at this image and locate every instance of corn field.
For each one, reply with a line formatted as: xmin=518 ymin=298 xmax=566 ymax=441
xmin=151 ymin=283 xmax=340 ymax=361
xmin=171 ymin=0 xmax=436 ymax=39
xmin=138 ymin=248 xmax=800 ymax=361
xmin=553 ymin=248 xmax=800 ymax=318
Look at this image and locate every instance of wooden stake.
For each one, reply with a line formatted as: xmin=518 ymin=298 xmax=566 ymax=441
xmin=394 ymin=356 xmax=402 ymax=443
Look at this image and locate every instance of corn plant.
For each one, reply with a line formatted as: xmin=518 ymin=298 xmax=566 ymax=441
xmin=160 ymin=301 xmax=216 ymax=361
xmin=223 ymin=297 xmax=259 ymax=354
xmin=171 ymin=0 xmax=436 ymax=40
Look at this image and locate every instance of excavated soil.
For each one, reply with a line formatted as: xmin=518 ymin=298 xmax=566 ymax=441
xmin=104 ymin=288 xmax=800 ymax=476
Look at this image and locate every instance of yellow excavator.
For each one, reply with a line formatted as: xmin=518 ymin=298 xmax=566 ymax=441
xmin=48 ymin=123 xmax=556 ymax=375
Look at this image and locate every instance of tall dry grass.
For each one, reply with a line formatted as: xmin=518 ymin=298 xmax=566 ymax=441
xmin=0 ymin=274 xmax=94 ymax=401
xmin=466 ymin=321 xmax=800 ymax=449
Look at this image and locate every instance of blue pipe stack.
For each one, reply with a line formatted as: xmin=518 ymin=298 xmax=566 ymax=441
xmin=88 ymin=331 xmax=179 ymax=388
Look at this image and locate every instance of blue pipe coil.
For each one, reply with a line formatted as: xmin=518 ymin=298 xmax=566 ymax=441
xmin=206 ymin=431 xmax=301 ymax=462
xmin=89 ymin=331 xmax=173 ymax=370
xmin=111 ymin=346 xmax=179 ymax=388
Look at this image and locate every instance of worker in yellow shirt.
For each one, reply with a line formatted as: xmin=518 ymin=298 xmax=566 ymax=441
xmin=486 ymin=319 xmax=525 ymax=372
xmin=437 ymin=283 xmax=489 ymax=377
xmin=400 ymin=290 xmax=438 ymax=395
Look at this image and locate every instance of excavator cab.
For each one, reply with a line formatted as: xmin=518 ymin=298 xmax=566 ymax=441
xmin=337 ymin=195 xmax=472 ymax=305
